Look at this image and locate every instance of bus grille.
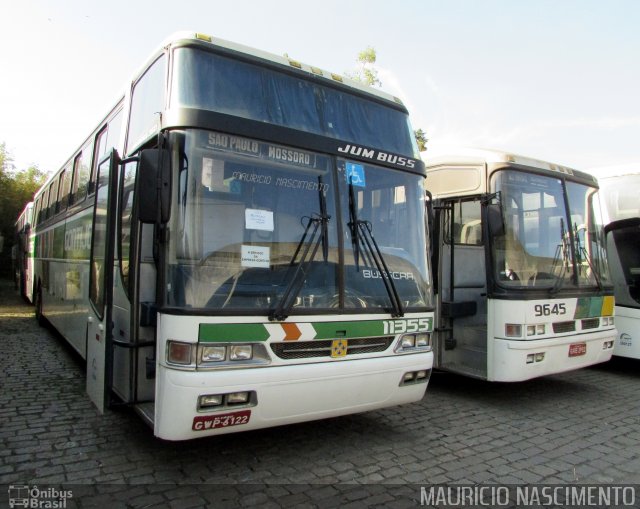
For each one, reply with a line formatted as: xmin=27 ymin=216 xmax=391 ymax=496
xmin=581 ymin=318 xmax=600 ymax=330
xmin=270 ymin=336 xmax=394 ymax=360
xmin=553 ymin=321 xmax=576 ymax=333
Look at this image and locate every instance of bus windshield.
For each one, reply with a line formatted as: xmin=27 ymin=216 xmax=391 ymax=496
xmin=171 ymin=47 xmax=419 ymax=158
xmin=165 ymin=129 xmax=432 ymax=313
xmin=491 ymin=170 xmax=610 ymax=290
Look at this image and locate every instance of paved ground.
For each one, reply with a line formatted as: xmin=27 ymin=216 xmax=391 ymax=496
xmin=1 ymin=278 xmax=639 ymax=508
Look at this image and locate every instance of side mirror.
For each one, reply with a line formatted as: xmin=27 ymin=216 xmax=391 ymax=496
xmin=486 ymin=203 xmax=505 ymax=237
xmin=134 ymin=149 xmax=171 ymax=224
xmin=425 ymin=190 xmax=434 ymax=242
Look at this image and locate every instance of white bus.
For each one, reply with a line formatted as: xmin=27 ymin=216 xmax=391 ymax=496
xmin=423 ymin=148 xmax=616 ymax=381
xmin=588 ymin=165 xmax=640 ymax=360
xmin=14 ymin=202 xmax=34 ymax=302
xmin=29 ymin=32 xmax=434 ymax=440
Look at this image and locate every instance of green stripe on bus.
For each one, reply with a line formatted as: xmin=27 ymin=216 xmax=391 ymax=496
xmin=199 ymin=323 xmax=270 ymax=342
xmin=588 ymin=296 xmax=604 ymax=317
xmin=311 ymin=320 xmax=385 ymax=339
xmin=574 ymin=296 xmax=604 ymax=319
xmin=198 ymin=319 xmax=387 ymax=342
xmin=574 ymin=297 xmax=590 ymax=319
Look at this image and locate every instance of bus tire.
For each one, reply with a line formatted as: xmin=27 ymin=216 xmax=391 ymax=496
xmin=34 ymin=285 xmax=45 ymax=326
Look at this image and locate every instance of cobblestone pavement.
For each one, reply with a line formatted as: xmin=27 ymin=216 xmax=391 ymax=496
xmin=1 ymin=278 xmax=639 ymax=508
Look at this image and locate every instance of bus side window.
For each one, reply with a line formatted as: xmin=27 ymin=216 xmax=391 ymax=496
xmin=57 ymin=167 xmax=72 ymax=213
xmin=34 ymin=198 xmax=40 ymax=225
xmin=106 ymin=109 xmax=123 ymax=153
xmin=71 ymin=144 xmax=93 ymax=206
xmin=90 ymin=127 xmax=108 ymax=195
xmin=127 ymin=55 xmax=165 ymax=152
xmin=120 ymin=161 xmax=136 ymax=294
xmin=47 ymin=181 xmax=58 ymax=219
xmin=449 ymin=200 xmax=482 ymax=245
xmin=40 ymin=189 xmax=49 ymax=222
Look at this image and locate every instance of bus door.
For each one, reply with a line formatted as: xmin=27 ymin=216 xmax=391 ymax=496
xmin=86 ymin=150 xmax=119 ymax=413
xmin=437 ymin=197 xmax=488 ymax=378
xmin=110 ymin=156 xmax=157 ymax=423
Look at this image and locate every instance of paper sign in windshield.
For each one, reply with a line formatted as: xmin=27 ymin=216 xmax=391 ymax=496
xmin=245 ymin=208 xmax=274 ymax=231
xmin=241 ymin=245 xmax=271 ymax=268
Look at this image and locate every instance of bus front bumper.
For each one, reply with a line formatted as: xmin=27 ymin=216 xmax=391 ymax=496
xmin=153 ymin=352 xmax=433 ymax=440
xmin=490 ymin=329 xmax=616 ymax=382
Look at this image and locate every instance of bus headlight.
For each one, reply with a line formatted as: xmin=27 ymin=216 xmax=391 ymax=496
xmin=395 ymin=333 xmax=432 ymax=353
xmin=195 ymin=343 xmax=270 ymax=368
xmin=201 ymin=345 xmax=226 ymax=363
xmin=230 ymin=345 xmax=253 ymax=361
xmin=505 ymin=324 xmax=522 ymax=338
xmin=415 ymin=333 xmax=431 ymax=347
xmin=401 ymin=335 xmax=415 ymax=349
xmin=227 ymin=392 xmax=250 ymax=404
xmin=167 ymin=341 xmax=194 ymax=365
xmin=198 ymin=394 xmax=223 ymax=408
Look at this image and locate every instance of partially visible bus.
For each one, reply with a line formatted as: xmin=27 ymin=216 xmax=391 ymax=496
xmin=28 ymin=32 xmax=434 ymax=440
xmin=588 ymin=165 xmax=640 ymax=359
xmin=14 ymin=202 xmax=34 ymax=302
xmin=423 ymin=148 xmax=616 ymax=381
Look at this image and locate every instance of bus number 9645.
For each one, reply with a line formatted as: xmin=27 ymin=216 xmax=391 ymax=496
xmin=534 ymin=303 xmax=567 ymax=317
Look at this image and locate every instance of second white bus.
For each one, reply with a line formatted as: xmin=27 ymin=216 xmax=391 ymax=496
xmin=589 ymin=165 xmax=640 ymax=360
xmin=424 ymin=148 xmax=616 ymax=381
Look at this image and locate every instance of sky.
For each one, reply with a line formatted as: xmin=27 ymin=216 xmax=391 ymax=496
xmin=1 ymin=0 xmax=639 ymax=175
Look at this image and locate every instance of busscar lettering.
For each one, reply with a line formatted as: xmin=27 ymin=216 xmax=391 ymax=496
xmin=363 ymin=269 xmax=415 ymax=281
xmin=337 ymin=144 xmax=416 ymax=169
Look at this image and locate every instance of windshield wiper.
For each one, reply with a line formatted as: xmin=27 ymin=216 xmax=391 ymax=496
xmin=573 ymin=222 xmax=604 ymax=291
xmin=269 ymin=213 xmax=330 ymax=321
xmin=549 ymin=218 xmax=571 ymax=295
xmin=348 ymin=183 xmax=404 ymax=317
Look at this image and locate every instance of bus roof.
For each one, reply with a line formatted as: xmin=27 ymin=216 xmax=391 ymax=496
xmin=586 ymin=163 xmax=639 ymax=179
xmin=151 ymin=32 xmax=405 ymax=108
xmin=421 ymin=146 xmax=580 ymax=176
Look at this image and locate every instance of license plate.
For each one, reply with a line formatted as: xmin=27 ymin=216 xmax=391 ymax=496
xmin=192 ymin=410 xmax=251 ymax=431
xmin=568 ymin=343 xmax=587 ymax=357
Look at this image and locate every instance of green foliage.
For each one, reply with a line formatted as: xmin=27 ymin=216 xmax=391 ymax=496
xmin=0 ymin=143 xmax=48 ymax=274
xmin=345 ymin=46 xmax=382 ymax=87
xmin=414 ymin=128 xmax=428 ymax=152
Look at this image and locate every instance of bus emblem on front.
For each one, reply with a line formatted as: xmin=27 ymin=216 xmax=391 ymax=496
xmin=331 ymin=340 xmax=348 ymax=358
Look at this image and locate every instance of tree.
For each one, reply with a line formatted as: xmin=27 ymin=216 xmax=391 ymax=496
xmin=414 ymin=128 xmax=428 ymax=152
xmin=345 ymin=46 xmax=382 ymax=87
xmin=0 ymin=142 xmax=48 ymax=277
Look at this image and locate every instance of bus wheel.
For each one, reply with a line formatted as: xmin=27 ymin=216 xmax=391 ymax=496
xmin=34 ymin=286 xmax=45 ymax=326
